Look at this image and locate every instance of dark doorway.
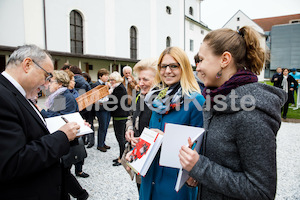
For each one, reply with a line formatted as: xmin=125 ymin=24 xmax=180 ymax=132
xmin=0 ymin=55 xmax=6 ymax=72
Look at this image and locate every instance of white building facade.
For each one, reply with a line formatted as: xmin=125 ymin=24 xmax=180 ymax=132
xmin=222 ymin=10 xmax=266 ymax=81
xmin=0 ymin=0 xmax=210 ymax=80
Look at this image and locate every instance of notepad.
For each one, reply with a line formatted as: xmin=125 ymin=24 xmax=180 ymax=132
xmin=159 ymin=123 xmax=204 ymax=169
xmin=45 ymin=112 xmax=93 ymax=136
xmin=126 ymin=128 xmax=163 ymax=176
xmin=175 ymin=134 xmax=203 ymax=192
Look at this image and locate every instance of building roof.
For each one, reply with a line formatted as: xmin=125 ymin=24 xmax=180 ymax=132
xmin=253 ymin=14 xmax=300 ymax=32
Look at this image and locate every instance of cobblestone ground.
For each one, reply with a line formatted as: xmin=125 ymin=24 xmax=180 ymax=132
xmin=69 ymin=122 xmax=300 ymax=200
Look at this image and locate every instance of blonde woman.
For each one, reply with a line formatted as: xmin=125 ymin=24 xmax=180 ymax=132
xmin=40 ymin=70 xmax=78 ymax=117
xmin=139 ymin=47 xmax=205 ymax=199
xmin=107 ymin=71 xmax=130 ymax=166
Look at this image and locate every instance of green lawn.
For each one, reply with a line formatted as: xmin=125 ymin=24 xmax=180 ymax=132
xmin=262 ymin=81 xmax=300 ymax=119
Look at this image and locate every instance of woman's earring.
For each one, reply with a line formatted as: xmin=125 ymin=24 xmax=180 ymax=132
xmin=216 ymin=69 xmax=223 ymax=79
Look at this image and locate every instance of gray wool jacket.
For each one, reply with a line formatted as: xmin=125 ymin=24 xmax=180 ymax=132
xmin=189 ymin=82 xmax=287 ymax=200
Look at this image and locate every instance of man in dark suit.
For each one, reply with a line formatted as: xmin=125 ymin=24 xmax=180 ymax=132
xmin=0 ymin=45 xmax=80 ymax=200
xmin=271 ymin=67 xmax=282 ymax=88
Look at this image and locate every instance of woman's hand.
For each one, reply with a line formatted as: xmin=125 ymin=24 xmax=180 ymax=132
xmin=186 ymin=177 xmax=198 ymax=187
xmin=179 ymin=138 xmax=199 ymax=172
xmin=125 ymin=150 xmax=133 ymax=172
xmin=125 ymin=130 xmax=139 ymax=146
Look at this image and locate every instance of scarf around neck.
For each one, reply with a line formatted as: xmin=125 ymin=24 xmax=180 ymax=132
xmin=144 ymin=82 xmax=183 ymax=114
xmin=45 ymin=87 xmax=68 ymax=109
xmin=202 ymin=69 xmax=258 ymax=104
xmin=281 ymin=75 xmax=288 ymax=93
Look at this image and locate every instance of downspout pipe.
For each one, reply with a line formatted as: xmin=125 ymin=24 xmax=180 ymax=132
xmin=43 ymin=0 xmax=47 ymax=50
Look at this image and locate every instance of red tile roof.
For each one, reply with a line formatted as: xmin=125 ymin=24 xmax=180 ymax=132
xmin=253 ymin=14 xmax=300 ymax=31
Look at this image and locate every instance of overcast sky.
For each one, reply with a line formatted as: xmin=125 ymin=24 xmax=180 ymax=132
xmin=200 ymin=0 xmax=300 ymax=30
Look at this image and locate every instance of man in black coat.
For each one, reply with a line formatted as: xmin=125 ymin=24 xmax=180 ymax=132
xmin=0 ymin=45 xmax=80 ymax=200
xmin=271 ymin=67 xmax=282 ymax=87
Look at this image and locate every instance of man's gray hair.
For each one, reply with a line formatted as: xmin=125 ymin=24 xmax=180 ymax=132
xmin=122 ymin=66 xmax=132 ymax=73
xmin=7 ymin=44 xmax=52 ymax=68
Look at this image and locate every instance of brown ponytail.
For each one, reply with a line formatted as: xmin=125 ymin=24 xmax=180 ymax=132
xmin=203 ymin=26 xmax=265 ymax=75
xmin=238 ymin=26 xmax=265 ymax=75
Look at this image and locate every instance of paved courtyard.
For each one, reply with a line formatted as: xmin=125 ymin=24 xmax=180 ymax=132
xmin=69 ymin=121 xmax=300 ymax=200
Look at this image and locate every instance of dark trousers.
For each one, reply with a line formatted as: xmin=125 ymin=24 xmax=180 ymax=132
xmin=95 ymin=110 xmax=110 ymax=147
xmin=61 ymin=166 xmax=88 ymax=200
xmin=282 ymin=101 xmax=289 ymax=117
xmin=113 ymin=118 xmax=127 ymax=158
xmin=74 ymin=160 xmax=84 ymax=174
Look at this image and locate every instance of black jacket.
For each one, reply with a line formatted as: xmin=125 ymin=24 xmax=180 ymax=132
xmin=0 ymin=74 xmax=70 ymax=200
xmin=278 ymin=74 xmax=298 ymax=103
xmin=106 ymin=83 xmax=129 ymax=118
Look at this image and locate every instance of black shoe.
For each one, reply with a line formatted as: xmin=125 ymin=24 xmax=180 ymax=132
xmin=97 ymin=147 xmax=107 ymax=152
xmin=87 ymin=143 xmax=94 ymax=148
xmin=76 ymin=172 xmax=89 ymax=178
xmin=283 ymin=116 xmax=287 ymax=119
xmin=104 ymin=144 xmax=111 ymax=149
xmin=113 ymin=158 xmax=119 ymax=163
xmin=112 ymin=162 xmax=121 ymax=166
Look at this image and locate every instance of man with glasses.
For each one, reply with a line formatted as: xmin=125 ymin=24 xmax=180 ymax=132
xmin=0 ymin=44 xmax=80 ymax=199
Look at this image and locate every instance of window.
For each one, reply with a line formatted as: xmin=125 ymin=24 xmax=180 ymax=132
xmin=189 ymin=7 xmax=193 ymax=16
xmin=201 ymin=30 xmax=204 ymax=35
xmin=237 ymin=17 xmax=240 ymax=21
xmin=166 ymin=6 xmax=171 ymax=14
xmin=166 ymin=37 xmax=171 ymax=48
xmin=130 ymin=26 xmax=137 ymax=59
xmin=190 ymin=40 xmax=194 ymax=51
xmin=70 ymin=10 xmax=83 ymax=54
xmin=237 ymin=26 xmax=240 ymax=30
xmin=290 ymin=19 xmax=300 ymax=24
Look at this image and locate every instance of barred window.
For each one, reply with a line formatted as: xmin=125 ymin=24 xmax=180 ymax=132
xmin=70 ymin=10 xmax=83 ymax=54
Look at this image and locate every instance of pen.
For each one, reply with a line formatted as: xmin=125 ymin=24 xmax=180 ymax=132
xmin=191 ymin=141 xmax=197 ymax=150
xmin=61 ymin=116 xmax=69 ymax=123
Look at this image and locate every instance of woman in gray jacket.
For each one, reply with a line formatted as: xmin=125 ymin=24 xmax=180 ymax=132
xmin=179 ymin=26 xmax=287 ymax=200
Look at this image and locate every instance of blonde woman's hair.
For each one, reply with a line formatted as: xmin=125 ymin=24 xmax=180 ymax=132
xmin=53 ymin=70 xmax=70 ymax=87
xmin=203 ymin=26 xmax=265 ymax=75
xmin=109 ymin=71 xmax=123 ymax=83
xmin=133 ymin=57 xmax=157 ymax=77
xmin=155 ymin=47 xmax=200 ymax=96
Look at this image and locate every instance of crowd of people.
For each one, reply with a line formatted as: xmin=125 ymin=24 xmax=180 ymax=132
xmin=0 ymin=25 xmax=293 ymax=200
xmin=271 ymin=67 xmax=299 ymax=118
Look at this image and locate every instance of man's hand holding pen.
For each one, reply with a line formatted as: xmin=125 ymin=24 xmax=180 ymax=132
xmin=59 ymin=116 xmax=80 ymax=141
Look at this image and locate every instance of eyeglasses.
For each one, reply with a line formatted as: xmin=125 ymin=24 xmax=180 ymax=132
xmin=158 ymin=63 xmax=180 ymax=71
xmin=32 ymin=59 xmax=53 ymax=81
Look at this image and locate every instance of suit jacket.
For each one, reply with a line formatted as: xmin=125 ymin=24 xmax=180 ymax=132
xmin=0 ymin=74 xmax=70 ymax=200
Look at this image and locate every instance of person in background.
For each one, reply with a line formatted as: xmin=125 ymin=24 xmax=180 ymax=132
xmin=0 ymin=44 xmax=79 ymax=199
xmin=179 ymin=26 xmax=287 ymax=200
xmin=107 ymin=71 xmax=129 ymax=166
xmin=38 ymin=70 xmax=89 ymax=199
xmin=61 ymin=63 xmax=71 ymax=71
xmin=66 ymin=70 xmax=79 ymax=99
xmin=127 ymin=46 xmax=205 ymax=200
xmin=82 ymin=72 xmax=94 ymax=88
xmin=39 ymin=70 xmax=78 ymax=117
xmin=69 ymin=66 xmax=94 ymax=148
xmin=193 ymin=54 xmax=205 ymax=91
xmin=279 ymin=68 xmax=298 ymax=119
xmin=122 ymin=66 xmax=138 ymax=106
xmin=289 ymin=68 xmax=300 ymax=106
xmin=271 ymin=67 xmax=282 ymax=88
xmin=124 ymin=57 xmax=157 ymax=191
xmin=92 ymin=68 xmax=111 ymax=152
